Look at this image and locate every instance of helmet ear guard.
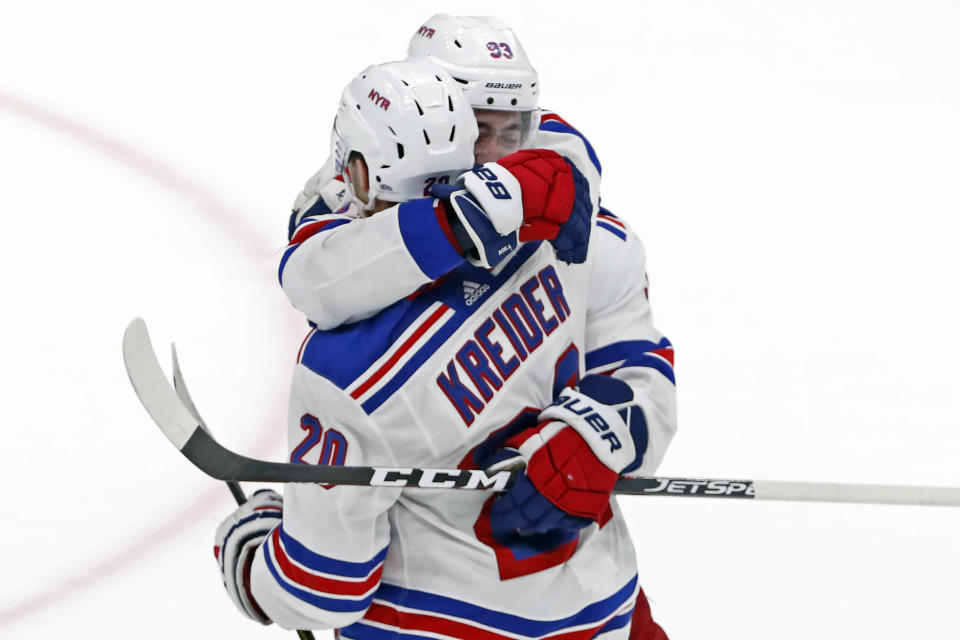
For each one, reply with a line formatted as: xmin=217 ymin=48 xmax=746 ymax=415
xmin=330 ymin=60 xmax=479 ymax=209
xmin=406 ymin=14 xmax=541 ymax=148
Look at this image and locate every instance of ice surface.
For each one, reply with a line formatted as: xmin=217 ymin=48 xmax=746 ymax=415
xmin=1 ymin=1 xmax=958 ymax=638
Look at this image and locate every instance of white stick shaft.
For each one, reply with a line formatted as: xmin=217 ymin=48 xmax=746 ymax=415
xmin=753 ymin=480 xmax=960 ymax=506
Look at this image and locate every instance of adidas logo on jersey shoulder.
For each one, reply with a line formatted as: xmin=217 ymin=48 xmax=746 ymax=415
xmin=463 ymin=280 xmax=491 ymax=306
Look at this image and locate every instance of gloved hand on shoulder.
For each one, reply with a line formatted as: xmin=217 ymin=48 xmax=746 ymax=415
xmin=431 ymin=148 xmax=593 ymax=268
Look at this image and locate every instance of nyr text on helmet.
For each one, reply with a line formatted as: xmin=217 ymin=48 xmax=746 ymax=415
xmin=368 ymin=89 xmax=390 ymax=111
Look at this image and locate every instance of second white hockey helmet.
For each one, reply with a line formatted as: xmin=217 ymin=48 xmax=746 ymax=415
xmin=407 ymin=14 xmax=540 ymax=147
xmin=331 ymin=60 xmax=479 ymax=207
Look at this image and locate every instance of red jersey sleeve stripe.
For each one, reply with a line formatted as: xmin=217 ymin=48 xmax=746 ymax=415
xmin=268 ymin=528 xmax=383 ymax=597
xmin=289 ymin=217 xmax=351 ymax=246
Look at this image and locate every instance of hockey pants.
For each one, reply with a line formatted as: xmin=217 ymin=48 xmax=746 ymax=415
xmin=627 ymin=587 xmax=668 ymax=640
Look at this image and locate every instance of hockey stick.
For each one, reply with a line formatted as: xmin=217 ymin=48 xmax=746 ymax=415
xmin=171 ymin=344 xmax=246 ymax=504
xmin=169 ymin=345 xmax=317 ymax=640
xmin=124 ymin=318 xmax=960 ymax=507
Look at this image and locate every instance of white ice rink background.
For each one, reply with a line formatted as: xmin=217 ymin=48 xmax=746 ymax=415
xmin=1 ymin=1 xmax=959 ymax=637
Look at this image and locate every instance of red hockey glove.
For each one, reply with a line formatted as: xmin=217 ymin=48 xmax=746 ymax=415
xmin=488 ymin=376 xmax=645 ymax=535
xmin=496 ymin=148 xmax=574 ymax=242
xmin=496 ymin=148 xmax=592 ymax=263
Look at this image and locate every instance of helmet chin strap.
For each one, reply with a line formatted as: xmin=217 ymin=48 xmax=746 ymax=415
xmin=361 ymin=195 xmax=378 ymax=213
xmin=342 ymin=163 xmax=377 ymax=214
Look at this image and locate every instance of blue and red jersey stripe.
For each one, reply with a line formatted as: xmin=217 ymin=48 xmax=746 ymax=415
xmin=279 ymin=215 xmax=352 ymax=284
xmin=585 ymin=338 xmax=675 ymax=385
xmin=260 ymin=525 xmax=387 ymax=612
xmin=596 ymin=207 xmax=627 ymax=241
xmin=539 ymin=112 xmax=602 ymax=175
xmin=339 ymin=576 xmax=638 ymax=640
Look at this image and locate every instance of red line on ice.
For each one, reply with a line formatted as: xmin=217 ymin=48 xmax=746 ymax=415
xmin=0 ymin=89 xmax=292 ymax=628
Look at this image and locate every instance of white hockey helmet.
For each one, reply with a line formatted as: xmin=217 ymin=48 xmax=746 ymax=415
xmin=331 ymin=60 xmax=479 ymax=207
xmin=407 ymin=14 xmax=540 ymax=147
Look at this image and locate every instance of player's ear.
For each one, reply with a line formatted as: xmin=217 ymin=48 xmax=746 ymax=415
xmin=346 ymin=152 xmax=370 ymax=204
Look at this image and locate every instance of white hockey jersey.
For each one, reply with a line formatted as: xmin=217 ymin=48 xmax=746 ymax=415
xmin=255 ymin=114 xmax=677 ymax=638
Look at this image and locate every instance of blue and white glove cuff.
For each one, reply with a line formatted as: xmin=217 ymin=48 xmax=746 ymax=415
xmin=443 ymin=189 xmax=519 ymax=268
xmin=459 ymin=162 xmax=524 ymax=235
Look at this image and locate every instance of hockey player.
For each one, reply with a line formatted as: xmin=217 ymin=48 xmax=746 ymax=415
xmin=213 ymin=53 xmax=675 ymax=637
xmin=286 ymin=14 xmax=603 ymax=247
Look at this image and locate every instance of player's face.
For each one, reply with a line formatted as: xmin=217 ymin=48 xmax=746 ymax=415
xmin=474 ymin=109 xmax=523 ymax=164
